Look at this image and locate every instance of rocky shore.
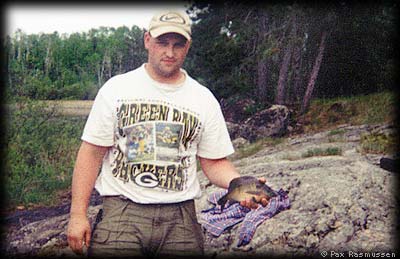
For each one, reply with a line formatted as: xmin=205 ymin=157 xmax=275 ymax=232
xmin=197 ymin=123 xmax=398 ymax=258
xmin=2 ymin=123 xmax=398 ymax=258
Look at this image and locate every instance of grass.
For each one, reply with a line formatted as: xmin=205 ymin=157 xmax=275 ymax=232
xmin=301 ymin=147 xmax=342 ymax=158
xmin=301 ymin=91 xmax=396 ymax=133
xmin=327 ymin=129 xmax=346 ymax=136
xmin=231 ymin=137 xmax=284 ymax=160
xmin=302 ymin=91 xmax=397 ymax=156
xmin=4 ymin=99 xmax=85 ymax=211
xmin=359 ymin=131 xmax=397 ymax=155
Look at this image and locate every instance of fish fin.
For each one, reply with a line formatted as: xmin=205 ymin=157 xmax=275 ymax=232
xmin=229 ymin=176 xmax=258 ymax=190
xmin=217 ymin=194 xmax=227 ymax=205
xmin=217 ymin=194 xmax=228 ymax=211
xmin=245 ymin=190 xmax=261 ymax=195
xmin=259 ymin=183 xmax=278 ymax=197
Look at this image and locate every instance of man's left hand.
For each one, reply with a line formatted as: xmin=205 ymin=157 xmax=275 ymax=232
xmin=239 ymin=177 xmax=269 ymax=209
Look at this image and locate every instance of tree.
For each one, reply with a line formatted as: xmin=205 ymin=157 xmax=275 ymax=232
xmin=301 ymin=30 xmax=328 ymax=114
xmin=4 ymin=25 xmax=147 ymax=100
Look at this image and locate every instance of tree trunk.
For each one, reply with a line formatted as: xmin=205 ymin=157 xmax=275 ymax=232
xmin=276 ymin=41 xmax=292 ymax=104
xmin=25 ymin=42 xmax=30 ymax=64
xmin=301 ymin=31 xmax=327 ymax=114
xmin=291 ymin=41 xmax=303 ymax=104
xmin=17 ymin=42 xmax=22 ymax=62
xmin=100 ymin=51 xmax=109 ymax=84
xmin=100 ymin=58 xmax=105 ymax=84
xmin=257 ymin=58 xmax=268 ymax=102
xmin=256 ymin=10 xmax=269 ymax=104
xmin=118 ymin=53 xmax=123 ymax=74
xmin=44 ymin=38 xmax=52 ymax=76
xmin=289 ymin=12 xmax=303 ymax=105
xmin=106 ymin=55 xmax=112 ymax=79
xmin=97 ymin=68 xmax=102 ymax=89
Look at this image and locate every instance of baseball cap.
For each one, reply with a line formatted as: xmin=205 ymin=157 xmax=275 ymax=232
xmin=148 ymin=10 xmax=192 ymax=40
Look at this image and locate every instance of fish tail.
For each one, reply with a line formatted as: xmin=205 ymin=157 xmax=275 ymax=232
xmin=217 ymin=194 xmax=228 ymax=211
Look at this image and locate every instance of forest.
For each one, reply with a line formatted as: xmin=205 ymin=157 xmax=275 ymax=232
xmin=3 ymin=2 xmax=397 ymax=113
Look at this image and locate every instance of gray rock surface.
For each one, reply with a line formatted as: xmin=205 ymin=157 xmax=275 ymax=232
xmin=196 ymin=124 xmax=398 ymax=258
xmin=2 ymin=124 xmax=398 ymax=258
xmin=3 ymin=205 xmax=101 ymax=257
xmin=227 ymin=105 xmax=290 ymax=141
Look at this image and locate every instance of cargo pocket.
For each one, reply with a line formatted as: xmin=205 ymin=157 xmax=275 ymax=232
xmin=91 ymin=228 xmax=111 ymax=245
xmin=182 ymin=202 xmax=205 ymax=254
xmin=88 ymin=228 xmax=113 ymax=257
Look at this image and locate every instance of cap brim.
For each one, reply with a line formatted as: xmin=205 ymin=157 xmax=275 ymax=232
xmin=150 ymin=26 xmax=191 ymax=41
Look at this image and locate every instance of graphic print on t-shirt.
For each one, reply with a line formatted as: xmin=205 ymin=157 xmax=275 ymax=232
xmin=113 ymin=100 xmax=201 ymax=192
xmin=155 ymin=122 xmax=183 ymax=163
xmin=124 ymin=123 xmax=155 ymax=163
xmin=123 ymin=122 xmax=183 ymax=164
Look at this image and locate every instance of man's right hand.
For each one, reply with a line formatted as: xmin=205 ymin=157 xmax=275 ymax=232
xmin=67 ymin=214 xmax=91 ymax=255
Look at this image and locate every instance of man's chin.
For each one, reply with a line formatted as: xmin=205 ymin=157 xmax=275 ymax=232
xmin=159 ymin=67 xmax=179 ymax=78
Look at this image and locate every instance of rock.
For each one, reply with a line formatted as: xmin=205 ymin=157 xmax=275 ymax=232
xmin=221 ymin=98 xmax=257 ymax=123
xmin=226 ymin=122 xmax=242 ymax=140
xmin=380 ymin=157 xmax=399 ymax=173
xmin=231 ymin=137 xmax=249 ymax=149
xmin=226 ymin=105 xmax=290 ymax=142
xmin=244 ymin=105 xmax=289 ymax=133
xmin=3 ymin=205 xmax=102 ymax=256
xmin=2 ymin=192 xmax=102 ymax=257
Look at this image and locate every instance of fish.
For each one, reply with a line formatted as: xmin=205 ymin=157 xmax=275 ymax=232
xmin=217 ymin=176 xmax=278 ymax=211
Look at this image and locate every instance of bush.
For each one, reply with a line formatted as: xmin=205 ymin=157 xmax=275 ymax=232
xmin=4 ymin=98 xmax=85 ymax=208
xmin=359 ymin=131 xmax=397 ymax=155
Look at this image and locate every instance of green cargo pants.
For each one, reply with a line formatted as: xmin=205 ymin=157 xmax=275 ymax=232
xmin=88 ymin=196 xmax=204 ymax=258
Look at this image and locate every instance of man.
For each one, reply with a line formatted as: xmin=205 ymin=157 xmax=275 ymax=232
xmin=67 ymin=10 xmax=268 ymax=258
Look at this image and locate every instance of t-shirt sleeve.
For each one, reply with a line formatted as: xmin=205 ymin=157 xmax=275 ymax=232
xmin=81 ymin=89 xmax=114 ymax=147
xmin=197 ymin=98 xmax=234 ymax=159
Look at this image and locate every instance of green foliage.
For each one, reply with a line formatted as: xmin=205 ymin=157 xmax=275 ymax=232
xmin=5 ymin=26 xmax=147 ymax=100
xmin=232 ymin=137 xmax=284 ymax=160
xmin=327 ymin=129 xmax=347 ymax=143
xmin=303 ymin=91 xmax=396 ymax=133
xmin=4 ymin=98 xmax=85 ymax=207
xmin=327 ymin=129 xmax=346 ymax=136
xmin=308 ymin=2 xmax=396 ymax=98
xmin=302 ymin=147 xmax=342 ymax=158
xmin=186 ymin=2 xmax=395 ymax=105
xmin=352 ymin=92 xmax=397 ymax=125
xmin=359 ymin=131 xmax=397 ymax=155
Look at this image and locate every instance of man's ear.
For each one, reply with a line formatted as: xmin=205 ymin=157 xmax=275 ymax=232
xmin=144 ymin=31 xmax=151 ymax=50
xmin=184 ymin=39 xmax=192 ymax=54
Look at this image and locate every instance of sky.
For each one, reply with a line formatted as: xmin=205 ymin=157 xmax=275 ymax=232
xmin=6 ymin=3 xmax=189 ymax=36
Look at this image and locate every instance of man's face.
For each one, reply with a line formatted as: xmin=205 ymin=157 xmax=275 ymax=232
xmin=144 ymin=32 xmax=191 ymax=79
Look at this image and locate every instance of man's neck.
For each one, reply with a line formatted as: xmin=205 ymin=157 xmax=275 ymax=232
xmin=144 ymin=63 xmax=185 ymax=85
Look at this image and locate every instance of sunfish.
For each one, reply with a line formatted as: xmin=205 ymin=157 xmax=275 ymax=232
xmin=217 ymin=176 xmax=277 ymax=211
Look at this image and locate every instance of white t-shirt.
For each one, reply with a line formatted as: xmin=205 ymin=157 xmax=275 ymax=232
xmin=82 ymin=64 xmax=234 ymax=204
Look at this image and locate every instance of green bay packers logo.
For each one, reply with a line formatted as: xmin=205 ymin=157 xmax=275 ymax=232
xmin=160 ymin=13 xmax=186 ymax=24
xmin=134 ymin=172 xmax=159 ymax=188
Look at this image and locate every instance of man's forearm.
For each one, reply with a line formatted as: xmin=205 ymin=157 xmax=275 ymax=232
xmin=70 ymin=141 xmax=109 ymax=216
xmin=198 ymin=157 xmax=241 ymax=189
xmin=199 ymin=156 xmax=269 ymax=209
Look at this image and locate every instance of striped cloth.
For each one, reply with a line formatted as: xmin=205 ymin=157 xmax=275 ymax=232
xmin=200 ymin=188 xmax=290 ymax=247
